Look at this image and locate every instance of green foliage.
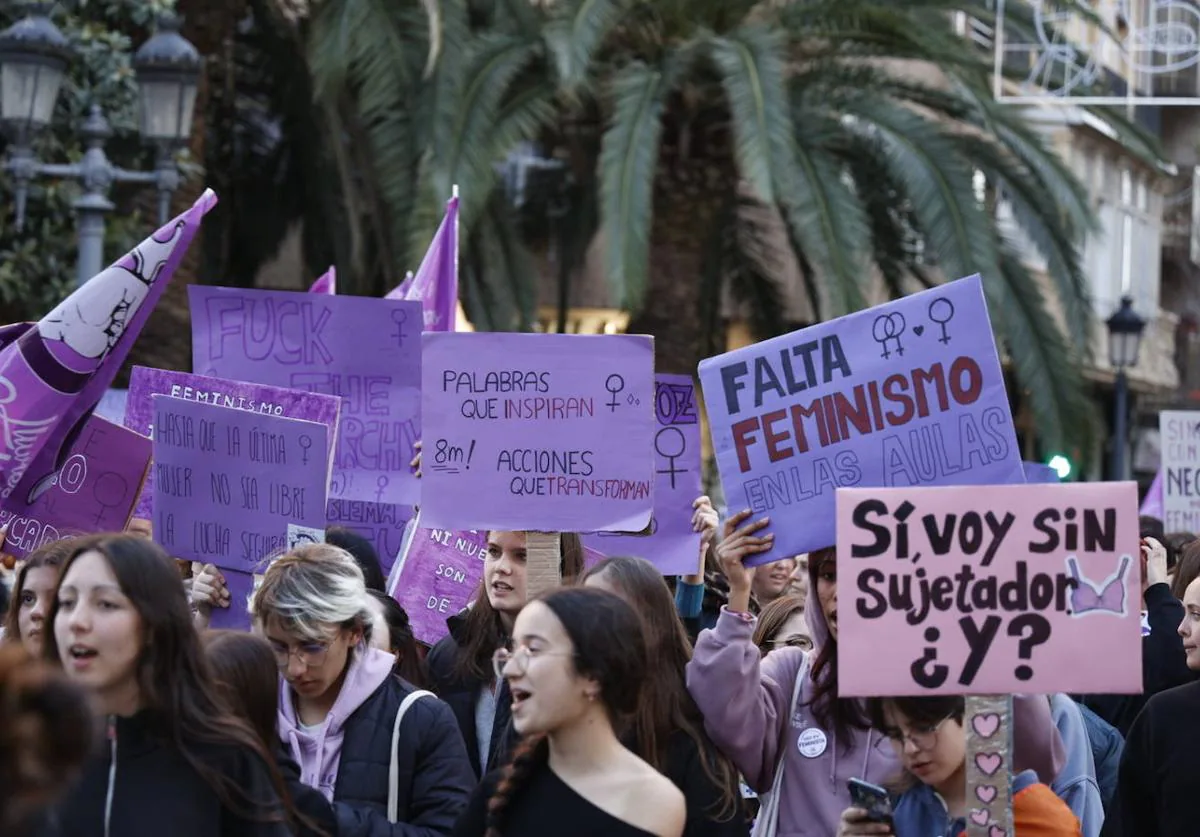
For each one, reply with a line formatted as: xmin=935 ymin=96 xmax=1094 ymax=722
xmin=0 ymin=0 xmax=175 ymax=321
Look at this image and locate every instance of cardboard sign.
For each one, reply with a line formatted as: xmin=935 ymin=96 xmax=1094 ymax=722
xmin=188 ymin=287 xmax=422 ymax=505
xmin=0 ymin=414 xmax=151 ymax=557
xmin=419 ymin=333 xmax=656 ymax=532
xmin=326 ymin=499 xmax=415 ymax=578
xmin=151 ymin=396 xmax=329 ymax=572
xmin=583 ymin=374 xmax=703 ymax=575
xmin=208 ymin=567 xmax=256 ymax=632
xmin=836 ymin=482 xmax=1142 ymax=696
xmin=125 ymin=366 xmax=342 ymax=518
xmin=699 ymin=275 xmax=1022 ymax=565
xmin=1160 ymin=411 xmax=1200 ymax=531
xmin=391 ymin=525 xmax=487 ymax=646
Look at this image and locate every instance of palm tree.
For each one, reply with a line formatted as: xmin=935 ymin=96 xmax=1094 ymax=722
xmin=296 ymin=0 xmax=1161 ymax=455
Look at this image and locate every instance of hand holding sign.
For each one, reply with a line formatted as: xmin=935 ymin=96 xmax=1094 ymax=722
xmin=715 ymin=510 xmax=773 ymax=610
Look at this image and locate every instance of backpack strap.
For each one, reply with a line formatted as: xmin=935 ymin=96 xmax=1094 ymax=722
xmin=388 ymin=689 xmax=436 ymax=823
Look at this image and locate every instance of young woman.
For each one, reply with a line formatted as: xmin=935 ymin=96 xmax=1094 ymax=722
xmin=454 ymin=587 xmax=686 ymax=837
xmin=583 ymin=557 xmax=746 ymax=837
xmin=366 ymin=589 xmax=431 ymax=689
xmin=4 ymin=539 xmax=77 ymax=655
xmin=426 ymin=530 xmax=585 ymax=778
xmin=750 ymin=594 xmax=811 ymax=656
xmin=837 ymin=696 xmax=1079 ymax=836
xmin=41 ymin=534 xmax=292 ymax=836
xmin=252 ymin=543 xmax=473 ymax=836
xmin=686 ymin=512 xmax=1065 ymax=837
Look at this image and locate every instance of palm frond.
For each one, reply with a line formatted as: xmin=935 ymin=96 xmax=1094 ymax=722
xmin=543 ymin=0 xmax=628 ymax=93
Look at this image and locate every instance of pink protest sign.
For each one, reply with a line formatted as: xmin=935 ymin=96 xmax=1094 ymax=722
xmin=326 ymin=499 xmax=415 ymax=577
xmin=699 ymin=275 xmax=1023 ymax=566
xmin=835 ymin=482 xmax=1142 ymax=696
xmin=391 ymin=525 xmax=486 ymax=646
xmin=125 ymin=367 xmax=342 ymax=518
xmin=1 ymin=414 xmax=151 ymax=557
xmin=151 ymin=395 xmax=329 ymax=573
xmin=583 ymin=374 xmax=703 ymax=575
xmin=188 ymin=287 xmax=422 ymax=505
xmin=419 ymin=333 xmax=656 ymax=532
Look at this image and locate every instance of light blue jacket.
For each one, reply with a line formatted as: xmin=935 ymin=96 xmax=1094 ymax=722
xmin=1049 ymin=693 xmax=1105 ymax=837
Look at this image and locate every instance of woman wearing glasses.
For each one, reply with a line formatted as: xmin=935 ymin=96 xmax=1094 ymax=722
xmin=253 ymin=544 xmax=474 ymax=836
xmin=837 ymin=696 xmax=1080 ymax=836
xmin=751 ymin=594 xmax=812 ymax=657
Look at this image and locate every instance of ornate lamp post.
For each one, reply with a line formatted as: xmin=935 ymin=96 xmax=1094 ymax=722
xmin=1106 ymin=295 xmax=1147 ymax=481
xmin=0 ymin=4 xmax=202 ymax=286
xmin=502 ymin=141 xmax=571 ymax=332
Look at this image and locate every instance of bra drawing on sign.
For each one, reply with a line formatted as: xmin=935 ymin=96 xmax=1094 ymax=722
xmin=1065 ymin=554 xmax=1132 ymax=617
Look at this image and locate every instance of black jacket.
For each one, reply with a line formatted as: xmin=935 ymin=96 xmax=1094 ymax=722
xmin=329 ymin=674 xmax=475 ymax=837
xmin=426 ymin=610 xmax=518 ymax=778
xmin=1078 ymin=583 xmax=1197 ymax=735
xmin=663 ymin=730 xmax=750 ymax=837
xmin=38 ymin=710 xmax=291 ymax=837
xmin=1102 ymin=679 xmax=1200 ymax=837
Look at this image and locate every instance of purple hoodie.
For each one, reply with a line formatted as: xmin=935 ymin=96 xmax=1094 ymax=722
xmin=279 ymin=646 xmax=395 ymax=801
xmin=686 ymin=556 xmax=1066 ymax=837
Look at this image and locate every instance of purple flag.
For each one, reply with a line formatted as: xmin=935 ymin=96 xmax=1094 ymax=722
xmin=0 ymin=189 xmax=217 ymax=512
xmin=391 ymin=523 xmax=486 ymax=646
xmin=0 ymin=414 xmax=151 ymax=557
xmin=386 ymin=271 xmax=416 ymax=302
xmin=308 ymin=266 xmax=336 ymax=295
xmin=1022 ymin=461 xmax=1062 ymax=484
xmin=401 ymin=194 xmax=458 ymax=331
xmin=1142 ymin=468 xmax=1163 ymax=519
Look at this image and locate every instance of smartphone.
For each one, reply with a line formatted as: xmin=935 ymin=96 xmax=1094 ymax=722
xmin=848 ymin=777 xmax=894 ymax=824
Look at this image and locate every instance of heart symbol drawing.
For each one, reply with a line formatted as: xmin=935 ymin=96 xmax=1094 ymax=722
xmin=913 ymin=325 xmax=925 ymax=336
xmin=972 ymin=713 xmax=1001 ymax=738
xmin=975 ymin=785 xmax=997 ymax=803
xmin=975 ymin=752 xmax=1002 ymax=775
xmin=989 ymin=826 xmax=1007 ymax=837
xmin=969 ymin=809 xmax=990 ymax=826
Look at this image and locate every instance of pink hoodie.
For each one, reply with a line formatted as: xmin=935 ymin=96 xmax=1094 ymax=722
xmin=686 ymin=557 xmax=1066 ymax=837
xmin=278 ymin=646 xmax=395 ymax=801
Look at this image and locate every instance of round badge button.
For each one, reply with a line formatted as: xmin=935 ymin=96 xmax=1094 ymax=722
xmin=797 ymin=727 xmax=827 ymax=758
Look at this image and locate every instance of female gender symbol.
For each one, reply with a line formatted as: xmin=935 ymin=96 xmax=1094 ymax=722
xmin=654 ymin=427 xmax=688 ymax=489
xmin=298 ymin=434 xmax=313 ymax=465
xmin=928 ymin=297 xmax=955 ymax=344
xmin=375 ymin=474 xmax=390 ymax=502
xmin=391 ymin=309 xmax=409 ymax=346
xmin=871 ymin=312 xmax=906 ymax=359
xmin=91 ymin=472 xmax=129 ymax=526
xmin=605 ymin=374 xmax=626 ymax=412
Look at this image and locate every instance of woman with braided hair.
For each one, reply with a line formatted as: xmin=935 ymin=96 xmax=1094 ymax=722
xmin=453 ymin=587 xmax=686 ymax=837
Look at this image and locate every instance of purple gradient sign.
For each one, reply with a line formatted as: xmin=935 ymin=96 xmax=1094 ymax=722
xmin=0 ymin=415 xmax=151 ymax=557
xmin=699 ymin=275 xmax=1022 ymax=566
xmin=326 ymin=499 xmax=414 ymax=577
xmin=391 ymin=524 xmax=486 ymax=646
xmin=420 ymin=333 xmax=656 ymax=532
xmin=208 ymin=567 xmax=256 ymax=632
xmin=125 ymin=366 xmax=342 ymax=518
xmin=583 ymin=375 xmax=703 ymax=575
xmin=188 ymin=287 xmax=422 ymax=505
xmin=151 ymin=396 xmax=329 ymax=572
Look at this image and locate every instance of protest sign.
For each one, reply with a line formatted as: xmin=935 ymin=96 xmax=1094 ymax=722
xmin=151 ymin=396 xmax=329 ymax=572
xmin=1 ymin=415 xmax=151 ymax=557
xmin=1021 ymin=462 xmax=1061 ymax=484
xmin=391 ymin=524 xmax=487 ymax=645
xmin=188 ymin=287 xmax=422 ymax=505
xmin=1160 ymin=411 xmax=1200 ymax=531
xmin=208 ymin=567 xmax=256 ymax=632
xmin=419 ymin=333 xmax=656 ymax=532
xmin=835 ymin=482 xmax=1141 ymax=696
xmin=583 ymin=374 xmax=703 ymax=575
xmin=125 ymin=366 xmax=341 ymax=517
xmin=699 ymin=275 xmax=1022 ymax=565
xmin=326 ymin=499 xmax=414 ymax=577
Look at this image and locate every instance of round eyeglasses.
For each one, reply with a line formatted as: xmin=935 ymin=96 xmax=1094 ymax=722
xmin=883 ymin=714 xmax=956 ymax=751
xmin=492 ymin=645 xmax=574 ymax=681
xmin=268 ymin=640 xmax=331 ymax=670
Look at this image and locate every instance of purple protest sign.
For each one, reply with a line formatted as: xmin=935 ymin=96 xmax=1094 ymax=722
xmin=0 ymin=414 xmax=151 ymax=557
xmin=1022 ymin=462 xmax=1062 ymax=484
xmin=326 ymin=499 xmax=415 ymax=577
xmin=582 ymin=374 xmax=703 ymax=575
xmin=699 ymin=275 xmax=1022 ymax=566
xmin=391 ymin=525 xmax=486 ymax=646
xmin=151 ymin=396 xmax=329 ymax=572
xmin=125 ymin=366 xmax=342 ymax=518
xmin=188 ymin=286 xmax=422 ymax=505
xmin=420 ymin=333 xmax=656 ymax=532
xmin=208 ymin=567 xmax=256 ymax=631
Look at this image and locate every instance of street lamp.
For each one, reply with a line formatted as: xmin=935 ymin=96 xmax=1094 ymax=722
xmin=1106 ymin=295 xmax=1147 ymax=481
xmin=502 ymin=142 xmax=571 ymax=332
xmin=0 ymin=6 xmax=202 ymax=287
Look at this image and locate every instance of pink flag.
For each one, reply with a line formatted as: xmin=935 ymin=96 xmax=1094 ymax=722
xmin=0 ymin=189 xmax=217 ymax=513
xmin=400 ymin=193 xmax=458 ymax=331
xmin=308 ymin=266 xmax=336 ymax=294
xmin=1141 ymin=468 xmax=1163 ymax=519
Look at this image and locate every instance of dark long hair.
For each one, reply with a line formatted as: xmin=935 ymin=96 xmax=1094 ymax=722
xmin=367 ymin=590 xmax=431 ymax=689
xmin=43 ymin=535 xmax=289 ymax=825
xmin=583 ymin=557 xmax=740 ymax=820
xmin=451 ymin=532 xmax=585 ymax=683
xmin=484 ymin=587 xmax=647 ymax=837
xmin=805 ymin=547 xmax=869 ymax=743
xmin=865 ymin=695 xmax=965 ymax=791
xmin=4 ymin=539 xmax=78 ymax=644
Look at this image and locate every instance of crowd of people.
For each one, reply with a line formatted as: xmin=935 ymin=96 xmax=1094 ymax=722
xmin=0 ymin=499 xmax=1194 ymax=837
